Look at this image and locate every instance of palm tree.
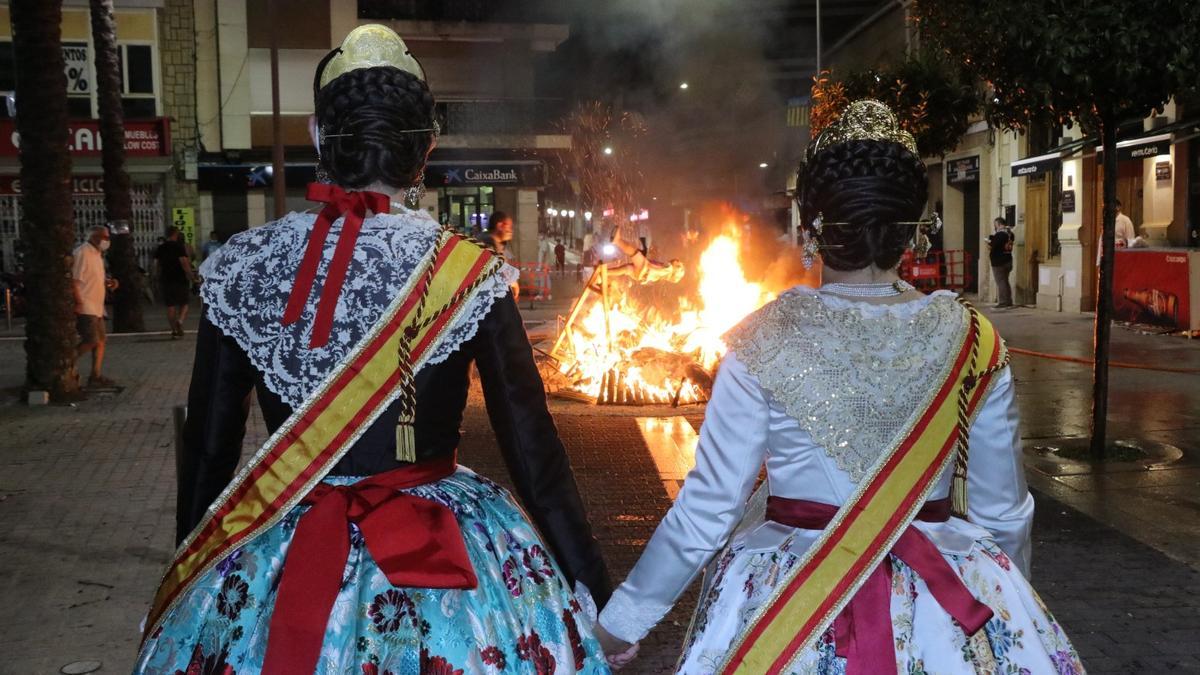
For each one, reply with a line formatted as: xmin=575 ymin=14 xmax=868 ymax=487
xmin=90 ymin=0 xmax=143 ymax=332
xmin=10 ymin=0 xmax=81 ymax=399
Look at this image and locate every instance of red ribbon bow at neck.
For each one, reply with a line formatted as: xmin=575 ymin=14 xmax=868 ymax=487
xmin=282 ymin=182 xmax=392 ymax=348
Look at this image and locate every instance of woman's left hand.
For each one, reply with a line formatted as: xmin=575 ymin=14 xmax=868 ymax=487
xmin=593 ymin=623 xmax=637 ymax=669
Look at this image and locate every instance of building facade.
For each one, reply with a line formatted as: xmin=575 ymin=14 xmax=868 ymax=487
xmin=193 ymin=0 xmax=570 ymax=264
xmin=821 ymin=5 xmax=1199 ymax=313
xmin=0 ymin=0 xmax=198 ymax=274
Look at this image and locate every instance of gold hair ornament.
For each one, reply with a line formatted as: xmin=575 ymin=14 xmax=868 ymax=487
xmin=810 ymin=99 xmax=918 ymax=157
xmin=319 ymin=24 xmax=426 ymax=90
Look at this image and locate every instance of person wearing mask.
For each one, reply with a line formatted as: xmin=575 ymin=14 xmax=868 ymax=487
xmin=72 ymin=226 xmax=118 ymax=387
xmin=987 ymin=216 xmax=1014 ymax=308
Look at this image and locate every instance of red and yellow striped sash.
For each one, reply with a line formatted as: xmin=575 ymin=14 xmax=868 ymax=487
xmin=143 ymin=230 xmax=501 ymax=640
xmin=719 ymin=303 xmax=1007 ymax=674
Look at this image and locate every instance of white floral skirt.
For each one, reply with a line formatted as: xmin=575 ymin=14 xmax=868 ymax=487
xmin=677 ymin=530 xmax=1085 ymax=674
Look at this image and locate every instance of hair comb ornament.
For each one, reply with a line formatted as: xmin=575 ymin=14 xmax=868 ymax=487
xmin=318 ymin=24 xmax=426 ymax=91
xmin=809 ymin=99 xmax=918 ymax=157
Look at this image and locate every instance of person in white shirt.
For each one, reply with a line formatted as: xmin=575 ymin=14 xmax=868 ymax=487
xmin=1114 ymin=199 xmax=1137 ymax=247
xmin=72 ymin=226 xmax=117 ymax=387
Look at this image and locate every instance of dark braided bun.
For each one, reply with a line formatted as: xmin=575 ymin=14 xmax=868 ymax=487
xmin=315 ymin=64 xmax=435 ymax=190
xmin=799 ymin=139 xmax=928 ymax=271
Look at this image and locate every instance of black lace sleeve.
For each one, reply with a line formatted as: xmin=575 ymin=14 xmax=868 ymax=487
xmin=176 ymin=313 xmax=256 ymax=544
xmin=471 ymin=294 xmax=614 ymax=608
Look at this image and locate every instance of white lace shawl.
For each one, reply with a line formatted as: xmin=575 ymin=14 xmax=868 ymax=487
xmin=199 ymin=209 xmax=517 ymax=409
xmin=726 ymin=287 xmax=968 ymax=482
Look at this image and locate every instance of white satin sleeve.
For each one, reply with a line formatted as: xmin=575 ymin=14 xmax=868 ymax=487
xmin=965 ymin=367 xmax=1035 ymax=577
xmin=598 ymin=352 xmax=769 ymax=644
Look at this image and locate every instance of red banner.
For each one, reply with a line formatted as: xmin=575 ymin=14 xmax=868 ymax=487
xmin=1112 ymin=250 xmax=1192 ymax=330
xmin=0 ymin=118 xmax=171 ymax=157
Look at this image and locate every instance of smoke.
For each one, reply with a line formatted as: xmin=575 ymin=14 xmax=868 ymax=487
xmin=563 ymin=0 xmax=799 ymax=209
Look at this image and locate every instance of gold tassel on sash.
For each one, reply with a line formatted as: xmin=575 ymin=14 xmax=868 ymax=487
xmin=395 ymin=327 xmax=419 ymax=463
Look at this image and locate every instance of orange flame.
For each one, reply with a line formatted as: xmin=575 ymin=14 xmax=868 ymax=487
xmin=557 ymin=224 xmax=774 ymax=404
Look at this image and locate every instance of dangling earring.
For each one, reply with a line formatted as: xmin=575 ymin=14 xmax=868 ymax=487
xmin=801 ymin=213 xmax=824 ymax=270
xmin=315 ymin=162 xmax=331 ymax=184
xmin=405 ymin=170 xmax=426 ymax=207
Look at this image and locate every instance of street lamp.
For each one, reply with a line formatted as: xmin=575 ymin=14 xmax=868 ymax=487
xmin=584 ymin=211 xmax=593 ymax=221
xmin=568 ymin=210 xmax=576 ymax=218
xmin=603 ymin=147 xmax=614 ymax=156
xmin=547 ymin=207 xmax=558 ymax=216
xmin=759 ymin=162 xmax=769 ymax=168
xmin=679 ymin=82 xmax=689 ymax=90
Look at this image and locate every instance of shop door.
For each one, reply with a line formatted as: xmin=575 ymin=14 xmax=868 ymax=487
xmin=1024 ymin=178 xmax=1050 ymax=298
xmin=962 ymin=181 xmax=980 ymax=293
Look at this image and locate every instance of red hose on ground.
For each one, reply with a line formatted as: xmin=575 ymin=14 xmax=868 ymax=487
xmin=1007 ymin=346 xmax=1200 ymax=375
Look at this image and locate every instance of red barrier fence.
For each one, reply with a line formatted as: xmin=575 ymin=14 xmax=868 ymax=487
xmin=900 ymin=250 xmax=974 ymax=292
xmin=517 ymin=263 xmax=552 ymax=301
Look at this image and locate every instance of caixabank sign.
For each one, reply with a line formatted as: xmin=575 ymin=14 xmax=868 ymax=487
xmin=425 ymin=161 xmax=546 ymax=188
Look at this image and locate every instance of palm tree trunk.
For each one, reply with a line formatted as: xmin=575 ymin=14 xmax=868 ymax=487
xmin=1090 ymin=113 xmax=1118 ymax=458
xmin=90 ymin=0 xmax=143 ymax=332
xmin=11 ymin=0 xmax=81 ymax=399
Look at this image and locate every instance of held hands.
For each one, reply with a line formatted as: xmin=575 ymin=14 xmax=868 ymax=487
xmin=593 ymin=623 xmax=640 ymax=670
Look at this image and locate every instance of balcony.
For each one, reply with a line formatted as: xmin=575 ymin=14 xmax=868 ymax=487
xmin=359 ymin=0 xmax=568 ymax=23
xmin=436 ymin=99 xmax=567 ymax=137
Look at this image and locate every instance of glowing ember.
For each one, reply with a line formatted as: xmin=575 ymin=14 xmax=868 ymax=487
xmin=552 ymin=226 xmax=774 ymax=405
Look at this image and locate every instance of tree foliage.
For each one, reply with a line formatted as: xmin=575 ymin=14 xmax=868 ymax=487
xmin=810 ymin=49 xmax=980 ymax=158
xmin=912 ymin=0 xmax=1199 ymax=132
xmin=911 ymin=0 xmax=1200 ymax=457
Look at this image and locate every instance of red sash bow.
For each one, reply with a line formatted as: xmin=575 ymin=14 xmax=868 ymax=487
xmin=766 ymin=497 xmax=993 ymax=675
xmin=261 ymin=455 xmax=477 ymax=675
xmin=282 ymin=183 xmax=392 ymax=348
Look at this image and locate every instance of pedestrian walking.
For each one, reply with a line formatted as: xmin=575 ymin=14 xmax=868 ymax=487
xmin=988 ymin=216 xmax=1014 ymax=307
xmin=594 ymin=100 xmax=1083 ymax=674
xmin=72 ymin=226 xmax=117 ymax=387
xmin=135 ymin=25 xmax=610 ymax=675
xmin=155 ymin=226 xmax=195 ymax=338
xmin=555 ymin=238 xmax=566 ymax=273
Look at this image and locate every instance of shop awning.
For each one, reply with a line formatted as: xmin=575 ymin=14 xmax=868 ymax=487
xmin=1095 ymin=133 xmax=1172 ymax=161
xmin=1010 ymin=151 xmax=1063 ymax=178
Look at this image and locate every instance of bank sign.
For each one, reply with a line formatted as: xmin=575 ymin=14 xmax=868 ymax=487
xmin=0 ymin=118 xmax=171 ymax=157
xmin=425 ymin=162 xmax=546 ymax=188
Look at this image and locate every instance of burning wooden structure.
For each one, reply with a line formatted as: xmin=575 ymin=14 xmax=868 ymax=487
xmin=548 ymin=230 xmax=771 ymax=406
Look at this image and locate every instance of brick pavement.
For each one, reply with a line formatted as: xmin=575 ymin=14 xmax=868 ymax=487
xmin=1 ymin=302 xmax=1199 ymax=673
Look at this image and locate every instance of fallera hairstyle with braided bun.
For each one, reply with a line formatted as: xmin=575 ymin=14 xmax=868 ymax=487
xmin=313 ymin=49 xmax=436 ymax=191
xmin=799 ymin=139 xmax=929 ymax=272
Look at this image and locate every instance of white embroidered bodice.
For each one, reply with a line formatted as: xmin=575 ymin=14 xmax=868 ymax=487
xmin=598 ymin=287 xmax=1034 ymax=644
xmin=726 ymin=287 xmax=967 ymax=482
xmin=200 ymin=209 xmax=517 ymax=408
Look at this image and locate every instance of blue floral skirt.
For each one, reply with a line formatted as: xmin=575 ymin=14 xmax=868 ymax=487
xmin=135 ymin=468 xmax=609 ymax=674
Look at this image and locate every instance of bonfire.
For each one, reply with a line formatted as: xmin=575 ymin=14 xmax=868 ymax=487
xmin=549 ymin=226 xmax=775 ymax=406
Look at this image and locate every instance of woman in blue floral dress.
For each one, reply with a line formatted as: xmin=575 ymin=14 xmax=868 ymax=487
xmin=135 ymin=25 xmax=611 ymax=675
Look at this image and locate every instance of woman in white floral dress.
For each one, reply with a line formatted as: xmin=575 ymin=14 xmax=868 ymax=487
xmin=593 ymin=101 xmax=1085 ymax=674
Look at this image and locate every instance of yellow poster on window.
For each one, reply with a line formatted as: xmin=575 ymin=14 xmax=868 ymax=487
xmin=171 ymin=207 xmax=195 ymax=246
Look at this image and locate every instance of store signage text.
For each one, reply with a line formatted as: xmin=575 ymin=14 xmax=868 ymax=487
xmin=0 ymin=175 xmax=106 ymax=195
xmin=0 ymin=118 xmax=171 ymax=157
xmin=948 ymin=156 xmax=980 ymax=183
xmin=426 ymin=162 xmax=546 ymax=188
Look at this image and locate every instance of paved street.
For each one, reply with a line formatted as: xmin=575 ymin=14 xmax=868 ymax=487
xmin=1 ymin=299 xmax=1199 ymax=674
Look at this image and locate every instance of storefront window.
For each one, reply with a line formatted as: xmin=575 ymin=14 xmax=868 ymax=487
xmin=0 ymin=40 xmax=159 ymax=120
xmin=438 ymin=186 xmax=494 ymax=233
